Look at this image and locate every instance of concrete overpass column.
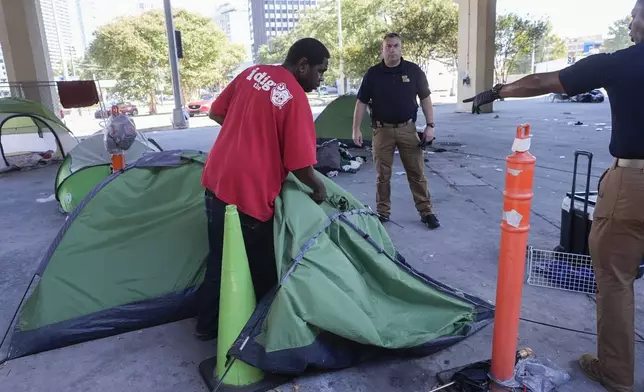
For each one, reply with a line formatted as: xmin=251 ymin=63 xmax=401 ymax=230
xmin=455 ymin=0 xmax=497 ymax=113
xmin=0 ymin=0 xmax=58 ymax=112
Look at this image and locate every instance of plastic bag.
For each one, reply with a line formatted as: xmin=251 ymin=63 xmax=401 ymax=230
xmin=104 ymin=114 xmax=137 ymax=154
xmin=515 ymin=358 xmax=571 ymax=392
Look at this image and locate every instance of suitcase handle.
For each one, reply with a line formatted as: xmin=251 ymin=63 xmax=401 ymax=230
xmin=569 ymin=150 xmax=593 ymax=252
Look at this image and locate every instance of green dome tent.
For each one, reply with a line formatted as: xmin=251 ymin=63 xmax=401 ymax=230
xmin=0 ymin=98 xmax=79 ymax=173
xmin=55 ymin=131 xmax=161 ymax=213
xmin=2 ymin=150 xmax=493 ymax=375
xmin=314 ymin=94 xmax=373 ymax=145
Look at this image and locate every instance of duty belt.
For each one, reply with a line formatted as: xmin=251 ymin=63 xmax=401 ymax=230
xmin=373 ymin=119 xmax=412 ymax=128
xmin=616 ymin=158 xmax=644 ymax=169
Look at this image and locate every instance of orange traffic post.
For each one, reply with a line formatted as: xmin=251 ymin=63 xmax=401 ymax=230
xmin=490 ymin=124 xmax=536 ymax=390
xmin=111 ymin=153 xmax=125 ymax=172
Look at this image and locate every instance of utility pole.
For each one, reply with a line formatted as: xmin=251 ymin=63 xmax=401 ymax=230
xmin=163 ymin=0 xmax=188 ymax=129
xmin=531 ymin=40 xmax=536 ymax=74
xmin=336 ymin=0 xmax=345 ymax=95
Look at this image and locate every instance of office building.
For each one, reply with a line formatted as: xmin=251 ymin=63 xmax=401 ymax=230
xmin=565 ymin=34 xmax=603 ymax=56
xmin=40 ymin=0 xmax=76 ymax=78
xmin=214 ymin=2 xmax=253 ymax=61
xmin=248 ymin=0 xmax=318 ymax=60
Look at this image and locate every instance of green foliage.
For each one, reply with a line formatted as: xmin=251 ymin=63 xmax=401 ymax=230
xmin=172 ymin=9 xmax=247 ymax=93
xmin=256 ymin=0 xmax=458 ymax=83
xmin=602 ymin=15 xmax=634 ymax=53
xmin=509 ymin=23 xmax=567 ymax=74
xmin=87 ymin=9 xmax=245 ymax=113
xmin=390 ymin=0 xmax=458 ymax=70
xmin=494 ymin=13 xmax=549 ymax=83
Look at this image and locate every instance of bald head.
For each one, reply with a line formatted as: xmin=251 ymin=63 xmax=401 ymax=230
xmin=631 ymin=0 xmax=644 ymax=43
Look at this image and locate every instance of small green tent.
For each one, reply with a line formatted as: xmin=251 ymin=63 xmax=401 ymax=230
xmin=0 ymin=98 xmax=79 ymax=172
xmin=3 ymin=150 xmax=493 ymax=373
xmin=314 ymin=94 xmax=372 ymax=145
xmin=55 ymin=132 xmax=161 ymax=213
xmin=4 ymin=150 xmax=209 ymax=360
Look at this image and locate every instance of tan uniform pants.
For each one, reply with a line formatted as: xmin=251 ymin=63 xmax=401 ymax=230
xmin=371 ymin=122 xmax=433 ymax=218
xmin=589 ymin=159 xmax=644 ymax=390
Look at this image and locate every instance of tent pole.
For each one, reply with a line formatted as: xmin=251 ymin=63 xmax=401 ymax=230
xmin=0 ymin=274 xmax=38 ymax=364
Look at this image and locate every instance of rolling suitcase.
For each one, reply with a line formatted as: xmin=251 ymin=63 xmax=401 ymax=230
xmin=555 ymin=150 xmax=644 ymax=278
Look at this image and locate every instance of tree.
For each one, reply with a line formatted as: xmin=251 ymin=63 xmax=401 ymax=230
xmin=509 ymin=23 xmax=567 ymax=74
xmin=87 ymin=9 xmax=245 ymax=114
xmin=390 ymin=0 xmax=459 ymax=70
xmin=256 ymin=0 xmax=458 ymax=85
xmin=172 ymin=10 xmax=247 ymax=95
xmin=602 ymin=15 xmax=633 ymax=53
xmin=494 ymin=13 xmax=549 ymax=84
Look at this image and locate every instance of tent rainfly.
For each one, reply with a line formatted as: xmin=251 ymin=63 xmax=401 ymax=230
xmin=55 ymin=131 xmax=161 ymax=213
xmin=2 ymin=150 xmax=494 ymax=376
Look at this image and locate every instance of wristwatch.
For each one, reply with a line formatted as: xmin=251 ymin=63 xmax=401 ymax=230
xmin=427 ymin=122 xmax=435 ymax=128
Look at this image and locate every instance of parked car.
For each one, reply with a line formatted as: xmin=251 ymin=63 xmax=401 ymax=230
xmin=186 ymin=98 xmax=214 ymax=117
xmin=94 ymin=102 xmax=139 ymax=119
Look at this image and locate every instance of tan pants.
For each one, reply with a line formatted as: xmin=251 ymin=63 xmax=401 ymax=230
xmin=589 ymin=159 xmax=644 ymax=389
xmin=371 ymin=122 xmax=433 ymax=217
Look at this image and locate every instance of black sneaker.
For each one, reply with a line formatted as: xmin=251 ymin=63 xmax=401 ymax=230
xmin=421 ymin=214 xmax=440 ymax=229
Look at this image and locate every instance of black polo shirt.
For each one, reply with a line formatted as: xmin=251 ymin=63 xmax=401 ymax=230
xmin=558 ymin=43 xmax=644 ymax=159
xmin=356 ymin=57 xmax=431 ymax=124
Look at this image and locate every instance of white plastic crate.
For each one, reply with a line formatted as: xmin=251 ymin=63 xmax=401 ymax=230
xmin=526 ymin=246 xmax=597 ymax=295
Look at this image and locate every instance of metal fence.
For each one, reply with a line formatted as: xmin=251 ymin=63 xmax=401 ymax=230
xmin=526 ymin=246 xmax=597 ymax=295
xmin=0 ymin=81 xmax=63 ymax=117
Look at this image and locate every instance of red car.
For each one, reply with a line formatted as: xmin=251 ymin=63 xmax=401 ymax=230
xmin=186 ymin=99 xmax=214 ymax=117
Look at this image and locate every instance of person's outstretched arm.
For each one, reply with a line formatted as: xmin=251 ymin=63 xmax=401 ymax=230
xmin=463 ymin=53 xmax=614 ymax=114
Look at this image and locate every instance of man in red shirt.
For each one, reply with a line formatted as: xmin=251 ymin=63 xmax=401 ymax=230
xmin=195 ymin=38 xmax=330 ymax=340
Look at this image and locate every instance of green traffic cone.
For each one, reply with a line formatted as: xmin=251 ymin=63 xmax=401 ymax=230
xmin=215 ymin=204 xmax=264 ymax=386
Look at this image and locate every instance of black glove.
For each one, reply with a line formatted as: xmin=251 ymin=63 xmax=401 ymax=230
xmin=462 ymin=84 xmax=503 ymax=114
xmin=417 ymin=132 xmax=435 ymax=149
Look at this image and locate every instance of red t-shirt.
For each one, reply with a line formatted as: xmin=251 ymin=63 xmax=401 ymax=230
xmin=201 ymin=65 xmax=318 ymax=222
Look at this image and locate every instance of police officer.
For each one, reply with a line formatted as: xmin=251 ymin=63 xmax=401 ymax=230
xmin=464 ymin=3 xmax=644 ymax=391
xmin=352 ymin=32 xmax=440 ymax=229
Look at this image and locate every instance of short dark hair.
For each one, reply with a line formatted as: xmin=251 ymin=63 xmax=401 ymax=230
xmin=383 ymin=32 xmax=401 ymax=40
xmin=284 ymin=38 xmax=331 ymax=67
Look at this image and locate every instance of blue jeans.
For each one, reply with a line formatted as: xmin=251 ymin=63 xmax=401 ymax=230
xmin=195 ymin=190 xmax=277 ymax=335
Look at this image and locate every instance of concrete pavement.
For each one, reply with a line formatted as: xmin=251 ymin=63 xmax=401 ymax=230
xmin=0 ymin=97 xmax=642 ymax=391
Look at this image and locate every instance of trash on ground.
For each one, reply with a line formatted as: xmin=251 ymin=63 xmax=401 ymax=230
xmin=595 ymin=122 xmax=607 ymax=126
xmin=502 ymin=357 xmax=571 ymax=392
xmin=395 ymin=171 xmax=406 ymax=176
xmin=342 ymin=160 xmax=362 ymax=173
xmin=36 ymin=194 xmax=56 ymax=203
xmin=596 ymin=128 xmax=603 ymax=131
xmin=559 ymin=156 xmax=565 ymax=159
xmin=326 ymin=171 xmax=338 ymax=178
xmin=574 ymin=121 xmax=583 ymax=125
xmin=315 ymin=139 xmax=366 ymax=175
